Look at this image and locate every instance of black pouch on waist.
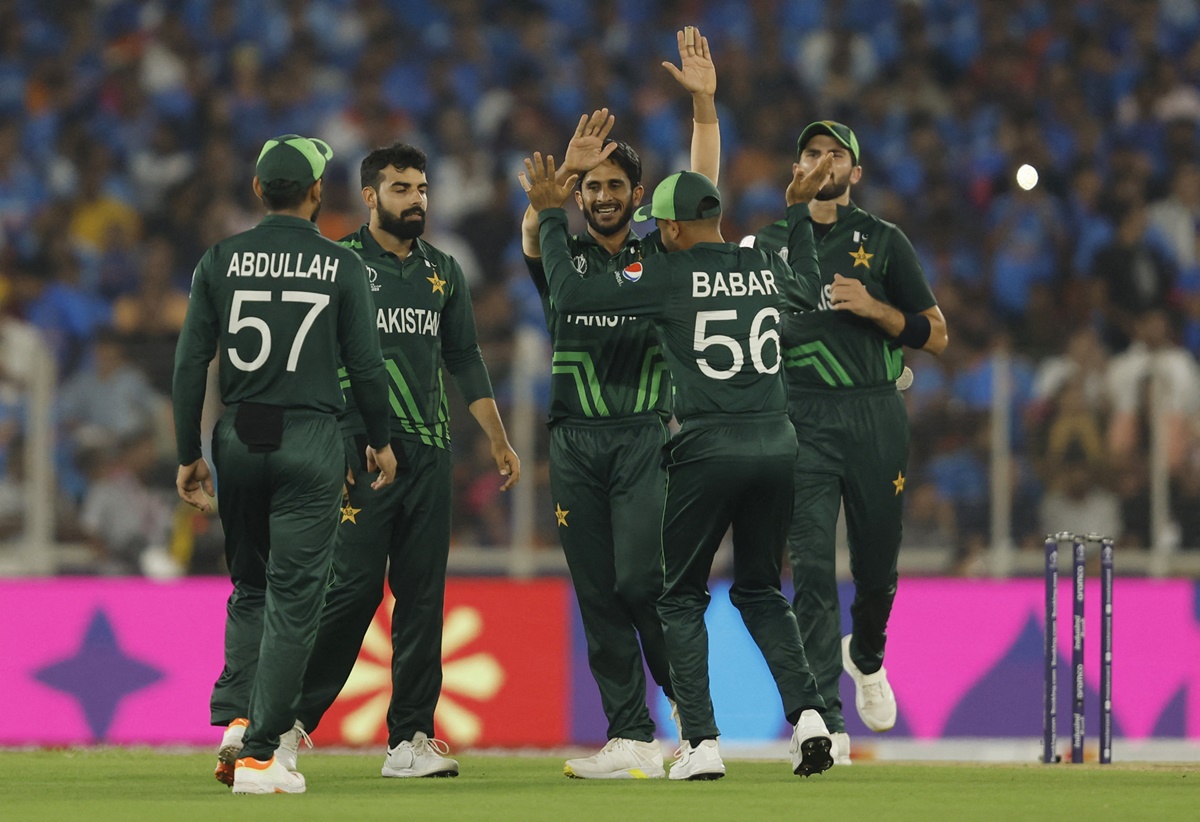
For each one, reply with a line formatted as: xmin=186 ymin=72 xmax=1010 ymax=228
xmin=234 ymin=402 xmax=284 ymax=453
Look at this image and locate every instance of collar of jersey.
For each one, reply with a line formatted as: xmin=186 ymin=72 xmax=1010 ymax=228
xmin=576 ymin=227 xmax=641 ymax=253
xmin=259 ymin=214 xmax=321 ymax=232
xmin=356 ymin=224 xmax=431 ymax=264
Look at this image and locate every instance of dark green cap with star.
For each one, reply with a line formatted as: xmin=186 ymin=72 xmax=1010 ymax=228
xmin=256 ymin=134 xmax=333 ymax=187
xmin=632 ymin=170 xmax=722 ymax=223
xmin=796 ymin=120 xmax=860 ymax=165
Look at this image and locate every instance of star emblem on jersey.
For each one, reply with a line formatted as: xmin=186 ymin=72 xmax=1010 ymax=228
xmin=427 ymin=270 xmax=447 ymax=294
xmin=554 ymin=503 xmax=569 ymax=527
xmin=892 ymin=471 xmax=905 ymax=495
xmin=341 ymin=503 xmax=362 ymax=523
xmin=849 ymin=244 xmax=874 ymax=269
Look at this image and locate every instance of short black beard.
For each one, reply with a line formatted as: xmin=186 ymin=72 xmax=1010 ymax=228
xmin=584 ymin=202 xmax=631 ymax=237
xmin=378 ymin=204 xmax=426 ymax=240
xmin=815 ymin=180 xmax=851 ymax=201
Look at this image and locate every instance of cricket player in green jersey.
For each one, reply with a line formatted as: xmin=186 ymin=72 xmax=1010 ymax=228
xmin=522 ymin=153 xmax=839 ymax=780
xmin=520 ymin=25 xmax=718 ymax=780
xmin=173 ymin=134 xmax=398 ymax=795
xmin=747 ymin=121 xmax=949 ymax=764
xmin=283 ymin=142 xmax=520 ymax=780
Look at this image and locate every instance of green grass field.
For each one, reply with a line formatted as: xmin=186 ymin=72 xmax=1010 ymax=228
xmin=3 ymin=749 xmax=1194 ymax=821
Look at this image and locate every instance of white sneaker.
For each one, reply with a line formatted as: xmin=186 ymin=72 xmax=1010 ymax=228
xmin=231 ymin=755 xmax=306 ymax=794
xmin=381 ymin=732 xmax=460 ymax=778
xmin=842 ymin=634 xmax=897 ymax=731
xmin=789 ymin=709 xmax=834 ymax=776
xmin=275 ymin=721 xmax=312 ymax=773
xmin=668 ymin=739 xmax=725 ymax=781
xmin=214 ymin=718 xmax=248 ymax=787
xmin=831 ymin=731 xmax=852 ymax=766
xmin=564 ymin=738 xmax=665 ymax=779
xmin=666 ymin=698 xmax=684 ymax=746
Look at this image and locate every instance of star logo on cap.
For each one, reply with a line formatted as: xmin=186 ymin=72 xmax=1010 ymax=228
xmin=427 ymin=271 xmax=447 ymax=295
xmin=341 ymin=503 xmax=362 ymax=524
xmin=554 ymin=503 xmax=569 ymax=527
xmin=850 ymin=244 xmax=874 ymax=269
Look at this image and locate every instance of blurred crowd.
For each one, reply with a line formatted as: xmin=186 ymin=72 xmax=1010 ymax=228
xmin=3 ymin=0 xmax=1200 ymax=574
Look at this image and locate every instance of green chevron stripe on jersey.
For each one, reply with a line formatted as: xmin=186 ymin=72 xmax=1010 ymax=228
xmin=883 ymin=344 xmax=904 ymax=381
xmin=385 ymin=360 xmax=438 ymax=447
xmin=784 ymin=341 xmax=853 ymax=387
xmin=634 ymin=346 xmax=669 ymax=414
xmin=552 ymin=351 xmax=611 ymax=417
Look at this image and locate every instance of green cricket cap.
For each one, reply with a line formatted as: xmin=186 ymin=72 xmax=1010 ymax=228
xmin=256 ymin=134 xmax=333 ymax=187
xmin=632 ymin=171 xmax=722 ymax=223
xmin=796 ymin=120 xmax=860 ymax=165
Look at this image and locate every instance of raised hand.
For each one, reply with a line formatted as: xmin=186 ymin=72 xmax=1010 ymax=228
xmin=562 ymin=108 xmax=618 ymax=176
xmin=519 ymin=153 xmax=579 ymax=212
xmin=787 ymin=154 xmax=835 ymax=205
xmin=661 ymin=25 xmax=716 ymax=97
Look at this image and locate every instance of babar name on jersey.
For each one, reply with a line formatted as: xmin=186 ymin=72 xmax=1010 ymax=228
xmin=692 ymin=269 xmax=778 ymax=298
xmin=225 ymin=251 xmax=340 ymax=281
xmin=377 ymin=306 xmax=441 ymax=337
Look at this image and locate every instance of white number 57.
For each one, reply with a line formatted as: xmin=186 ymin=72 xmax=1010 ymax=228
xmin=228 ymin=290 xmax=330 ymax=372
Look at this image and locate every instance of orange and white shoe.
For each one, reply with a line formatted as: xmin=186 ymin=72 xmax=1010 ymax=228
xmin=214 ymin=718 xmax=248 ymax=787
xmin=231 ymin=755 xmax=306 ymax=794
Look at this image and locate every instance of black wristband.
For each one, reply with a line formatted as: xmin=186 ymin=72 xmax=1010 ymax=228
xmin=894 ymin=312 xmax=932 ymax=349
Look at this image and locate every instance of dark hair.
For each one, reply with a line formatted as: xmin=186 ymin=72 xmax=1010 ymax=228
xmin=361 ymin=143 xmax=428 ymax=190
xmin=580 ymin=139 xmax=642 ymax=189
xmin=260 ymin=180 xmax=308 ymax=211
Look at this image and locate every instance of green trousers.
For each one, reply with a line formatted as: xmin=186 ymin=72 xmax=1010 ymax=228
xmin=297 ymin=437 xmax=452 ymax=748
xmin=657 ymin=413 xmax=825 ymax=740
xmin=787 ymin=386 xmax=908 ymax=733
xmin=550 ymin=415 xmax=672 ymax=743
xmin=208 ymin=410 xmax=343 ymax=761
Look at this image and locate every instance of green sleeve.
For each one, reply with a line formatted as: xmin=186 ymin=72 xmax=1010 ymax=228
xmin=782 ymin=203 xmax=823 ymax=311
xmin=441 ymin=258 xmax=494 ymax=405
xmin=173 ymin=249 xmax=220 ymax=465
xmin=883 ymin=227 xmax=937 ymax=312
xmin=539 ymin=208 xmax=667 ymax=317
xmin=337 ymin=254 xmax=391 ymax=448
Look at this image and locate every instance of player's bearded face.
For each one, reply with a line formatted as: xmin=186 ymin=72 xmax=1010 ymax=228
xmin=378 ymin=200 xmax=426 ymax=239
xmin=579 ymin=172 xmax=637 ymax=237
xmin=814 ymin=164 xmax=853 ymax=201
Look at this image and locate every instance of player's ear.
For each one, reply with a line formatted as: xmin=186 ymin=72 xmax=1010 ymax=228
xmin=574 ymin=188 xmax=584 ymax=211
xmin=362 ymin=186 xmax=376 ymax=209
xmin=310 ymin=178 xmax=323 ymax=203
xmin=632 ymin=183 xmax=644 ymax=206
xmin=252 ymin=176 xmax=264 ymax=199
xmin=851 ymin=165 xmax=863 ymax=185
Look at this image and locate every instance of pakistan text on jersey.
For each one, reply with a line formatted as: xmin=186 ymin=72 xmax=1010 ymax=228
xmin=225 ymin=252 xmax=341 ymax=281
xmin=564 ymin=313 xmax=637 ymax=327
xmin=378 ymin=306 xmax=441 ymax=337
xmin=692 ymin=270 xmax=778 ymax=298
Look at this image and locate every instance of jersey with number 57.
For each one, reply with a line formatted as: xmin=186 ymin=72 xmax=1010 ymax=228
xmin=173 ymin=214 xmax=391 ymax=465
xmin=538 ymin=204 xmax=823 ymax=421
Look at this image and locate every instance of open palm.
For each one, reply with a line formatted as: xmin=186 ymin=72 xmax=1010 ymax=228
xmin=663 ymin=26 xmax=716 ymax=96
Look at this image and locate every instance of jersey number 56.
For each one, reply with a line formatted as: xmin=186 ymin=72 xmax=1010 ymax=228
xmin=693 ymin=307 xmax=781 ymax=380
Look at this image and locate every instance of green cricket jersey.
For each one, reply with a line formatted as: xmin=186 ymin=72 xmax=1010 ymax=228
xmin=750 ymin=202 xmax=937 ymax=393
xmin=173 ymin=214 xmax=391 ymax=464
xmin=336 ymin=225 xmax=493 ymax=450
xmin=525 ymin=229 xmax=670 ymax=425
xmin=538 ymin=204 xmax=822 ymax=422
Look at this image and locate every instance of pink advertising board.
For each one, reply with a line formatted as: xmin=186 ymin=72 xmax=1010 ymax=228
xmin=0 ymin=577 xmax=1196 ymax=745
